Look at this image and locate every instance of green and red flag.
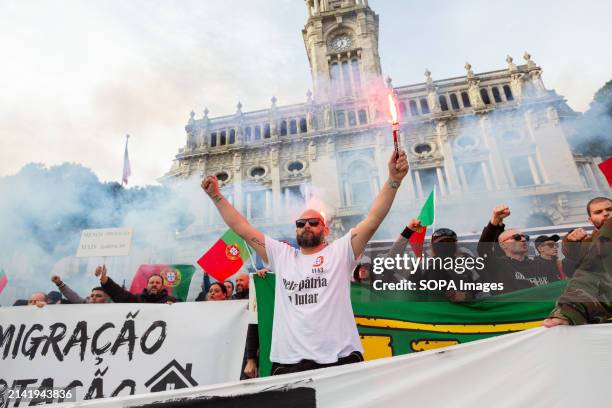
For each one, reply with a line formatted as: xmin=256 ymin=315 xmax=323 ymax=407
xmin=597 ymin=157 xmax=612 ymax=187
xmin=129 ymin=264 xmax=195 ymax=301
xmin=0 ymin=268 xmax=7 ymax=295
xmin=197 ymin=229 xmax=251 ymax=282
xmin=409 ymin=189 xmax=435 ymax=257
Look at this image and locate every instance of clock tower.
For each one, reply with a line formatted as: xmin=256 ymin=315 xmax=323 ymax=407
xmin=302 ymin=0 xmax=383 ymax=102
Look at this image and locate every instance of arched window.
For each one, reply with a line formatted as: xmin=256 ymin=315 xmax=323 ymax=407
xmin=351 ymin=59 xmax=361 ymax=92
xmin=280 ymin=120 xmax=287 ymax=136
xmin=244 ymin=127 xmax=251 ymax=142
xmin=358 ymin=109 xmax=368 ymax=124
xmin=336 ymin=111 xmax=346 ymax=128
xmin=229 ymin=129 xmax=236 ymax=144
xmin=480 ymin=89 xmax=491 ymax=105
xmin=492 ymin=87 xmax=502 ymax=103
xmin=210 ymin=132 xmax=217 ymax=147
xmin=503 ymin=85 xmax=514 ymax=101
xmin=341 ymin=61 xmax=351 ymax=96
xmin=399 ymin=102 xmax=407 ymax=118
xmin=348 ymin=111 xmax=357 ymax=126
xmin=299 ymin=117 xmax=307 ymax=133
xmin=264 ymin=124 xmax=271 ymax=138
xmin=289 ymin=119 xmax=297 ymax=134
xmin=254 ymin=125 xmax=261 ymax=140
xmin=420 ymin=98 xmax=430 ymax=114
xmin=461 ymin=92 xmax=471 ymax=108
xmin=348 ymin=161 xmax=372 ymax=205
xmin=438 ymin=95 xmax=449 ymax=111
xmin=220 ymin=130 xmax=227 ymax=145
xmin=409 ymin=100 xmax=419 ymax=116
xmin=450 ymin=93 xmax=460 ymax=110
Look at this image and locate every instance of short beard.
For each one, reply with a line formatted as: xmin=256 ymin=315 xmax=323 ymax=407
xmin=297 ymin=230 xmax=323 ymax=248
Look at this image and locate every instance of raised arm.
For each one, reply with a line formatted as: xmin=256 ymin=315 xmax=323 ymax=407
xmin=201 ymin=176 xmax=268 ymax=264
xmin=351 ymin=150 xmax=409 ymax=258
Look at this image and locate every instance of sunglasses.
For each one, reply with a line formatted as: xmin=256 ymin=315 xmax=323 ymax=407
xmin=506 ymin=233 xmax=529 ymax=242
xmin=432 ymin=228 xmax=457 ymax=240
xmin=295 ymin=218 xmax=322 ymax=228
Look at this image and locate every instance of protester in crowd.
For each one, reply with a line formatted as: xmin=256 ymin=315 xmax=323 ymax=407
xmin=12 ymin=299 xmax=28 ymax=306
xmin=28 ymin=292 xmax=48 ymax=307
xmin=242 ymin=323 xmax=260 ymax=379
xmin=46 ymin=290 xmax=68 ymax=304
xmin=233 ymin=273 xmax=250 ymax=300
xmin=51 ymin=275 xmax=110 ymax=304
xmin=94 ymin=265 xmax=177 ymax=304
xmin=202 ymin=149 xmax=408 ymax=375
xmin=561 ymin=197 xmax=611 ymax=277
xmin=542 ymin=216 xmax=612 ymax=327
xmin=195 ymin=272 xmax=212 ymax=301
xmin=224 ymin=280 xmax=235 ymax=299
xmin=477 ymin=205 xmax=535 ymax=294
xmin=533 ymin=235 xmax=565 ymax=281
xmin=207 ymin=282 xmax=227 ymax=301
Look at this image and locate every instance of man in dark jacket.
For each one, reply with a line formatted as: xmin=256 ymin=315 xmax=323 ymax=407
xmin=94 ymin=265 xmax=178 ymax=304
xmin=533 ymin=235 xmax=564 ymax=282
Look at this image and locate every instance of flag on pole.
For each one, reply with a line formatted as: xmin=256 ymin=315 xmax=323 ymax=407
xmin=0 ymin=268 xmax=7 ymax=295
xmin=197 ymin=229 xmax=251 ymax=282
xmin=597 ymin=157 xmax=612 ymax=188
xmin=122 ymin=134 xmax=131 ymax=185
xmin=408 ymin=189 xmax=435 ymax=257
xmin=129 ymin=264 xmax=195 ymax=302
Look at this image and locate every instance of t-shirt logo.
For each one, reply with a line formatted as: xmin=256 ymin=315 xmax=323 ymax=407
xmin=313 ymin=256 xmax=324 ymax=267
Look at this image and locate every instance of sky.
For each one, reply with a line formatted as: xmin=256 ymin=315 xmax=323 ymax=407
xmin=1 ymin=0 xmax=611 ymax=186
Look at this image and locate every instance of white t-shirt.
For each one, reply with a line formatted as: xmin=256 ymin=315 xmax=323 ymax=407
xmin=264 ymin=230 xmax=364 ymax=364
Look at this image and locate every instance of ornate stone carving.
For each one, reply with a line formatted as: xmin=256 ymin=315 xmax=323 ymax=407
xmin=506 ymin=55 xmax=517 ymax=72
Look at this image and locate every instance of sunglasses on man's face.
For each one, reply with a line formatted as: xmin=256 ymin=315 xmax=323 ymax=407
xmin=507 ymin=233 xmax=529 ymax=242
xmin=295 ymin=218 xmax=322 ymax=228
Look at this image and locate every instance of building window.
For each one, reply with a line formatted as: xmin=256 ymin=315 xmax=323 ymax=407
xmin=450 ymin=93 xmax=460 ymax=110
xmin=348 ymin=111 xmax=357 ymax=126
xmin=290 ymin=119 xmax=297 ymax=134
xmin=283 ymin=185 xmax=305 ymax=208
xmin=509 ymin=156 xmax=534 ymax=187
xmin=264 ymin=123 xmax=271 ymax=138
xmin=501 ymin=130 xmax=520 ymax=143
xmin=210 ymin=132 xmax=217 ymax=147
xmin=288 ymin=161 xmax=304 ymax=172
xmin=336 ymin=111 xmax=346 ymax=128
xmin=229 ymin=129 xmax=236 ymax=144
xmin=461 ymin=92 xmax=471 ymax=108
xmin=480 ymin=88 xmax=491 ymax=105
xmin=254 ymin=125 xmax=261 ymax=140
xmin=348 ymin=161 xmax=372 ymax=205
xmin=245 ymin=127 xmax=252 ymax=142
xmin=577 ymin=163 xmax=593 ymax=188
xmin=247 ymin=190 xmax=267 ymax=219
xmin=399 ymin=102 xmax=407 ymax=118
xmin=216 ymin=171 xmax=229 ymax=182
xmin=417 ymin=168 xmax=439 ymax=196
xmin=299 ymin=117 xmax=307 ymax=133
xmin=220 ymin=130 xmax=227 ymax=145
xmin=250 ymin=166 xmax=266 ymax=178
xmin=492 ymin=87 xmax=502 ymax=103
xmin=351 ymin=59 xmax=361 ymax=91
xmin=414 ymin=143 xmax=432 ymax=154
xmin=439 ymin=95 xmax=449 ymax=111
xmin=341 ymin=61 xmax=351 ymax=96
xmin=330 ymin=63 xmax=340 ymax=97
xmin=358 ymin=109 xmax=368 ymax=124
xmin=503 ymin=85 xmax=514 ymax=101
xmin=461 ymin=162 xmax=487 ymax=191
xmin=409 ymin=100 xmax=419 ymax=116
xmin=420 ymin=98 xmax=430 ymax=114
xmin=280 ymin=120 xmax=287 ymax=136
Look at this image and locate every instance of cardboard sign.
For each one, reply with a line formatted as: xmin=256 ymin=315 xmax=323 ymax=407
xmin=75 ymin=228 xmax=133 ymax=257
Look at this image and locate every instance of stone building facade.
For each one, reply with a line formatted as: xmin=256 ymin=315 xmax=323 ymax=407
xmin=163 ymin=0 xmax=607 ymax=258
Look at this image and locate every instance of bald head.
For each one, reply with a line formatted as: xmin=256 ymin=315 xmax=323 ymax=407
xmin=498 ymin=229 xmax=529 ymax=259
xmin=28 ymin=292 xmax=48 ymax=305
xmin=235 ymin=273 xmax=249 ymax=293
xmin=298 ymin=209 xmax=325 ymax=225
xmin=295 ymin=209 xmax=329 ymax=250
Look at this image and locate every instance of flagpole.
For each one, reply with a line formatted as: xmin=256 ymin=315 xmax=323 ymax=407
xmin=244 ymin=241 xmax=258 ymax=272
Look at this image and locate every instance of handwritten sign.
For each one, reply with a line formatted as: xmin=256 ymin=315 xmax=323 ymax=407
xmin=75 ymin=228 xmax=133 ymax=257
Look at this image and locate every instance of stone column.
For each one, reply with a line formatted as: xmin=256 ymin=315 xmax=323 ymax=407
xmin=269 ymin=147 xmax=282 ymax=220
xmin=233 ymin=153 xmax=243 ymax=213
xmin=436 ymin=120 xmax=460 ymax=194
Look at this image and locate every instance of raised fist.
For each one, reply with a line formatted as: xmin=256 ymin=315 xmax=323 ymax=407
xmin=51 ymin=275 xmax=62 ymax=286
xmin=256 ymin=268 xmax=269 ymax=279
xmin=491 ymin=205 xmax=511 ymax=226
xmin=407 ymin=218 xmax=423 ymax=232
xmin=388 ymin=150 xmax=409 ymax=183
xmin=566 ymin=228 xmax=588 ymax=242
xmin=201 ymin=175 xmax=220 ymax=198
xmin=94 ymin=265 xmax=108 ymax=284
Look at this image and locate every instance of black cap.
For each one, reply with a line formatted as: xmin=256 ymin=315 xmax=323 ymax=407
xmin=432 ymin=228 xmax=457 ymax=242
xmin=534 ymin=234 xmax=560 ymax=246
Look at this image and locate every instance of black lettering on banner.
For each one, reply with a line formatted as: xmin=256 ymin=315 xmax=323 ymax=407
xmin=91 ymin=322 xmax=115 ymax=355
xmin=0 ymin=324 xmax=15 ymax=359
xmin=10 ymin=378 xmax=37 ymax=407
xmin=111 ymin=317 xmax=137 ymax=360
xmin=11 ymin=324 xmax=26 ymax=359
xmin=0 ymin=379 xmax=7 ymax=407
xmin=62 ymin=321 xmax=89 ymax=361
xmin=84 ymin=377 xmax=104 ymax=400
xmin=41 ymin=322 xmax=67 ymax=361
xmin=29 ymin=377 xmax=55 ymax=405
xmin=111 ymin=379 xmax=136 ymax=397
xmin=21 ymin=324 xmax=43 ymax=360
xmin=140 ymin=321 xmax=166 ymax=355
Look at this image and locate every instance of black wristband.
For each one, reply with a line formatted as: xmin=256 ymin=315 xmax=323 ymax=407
xmin=401 ymin=227 xmax=414 ymax=240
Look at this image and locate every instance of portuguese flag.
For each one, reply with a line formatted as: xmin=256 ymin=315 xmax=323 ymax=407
xmin=254 ymin=274 xmax=566 ymax=377
xmin=0 ymin=268 xmax=7 ymax=295
xmin=130 ymin=264 xmax=195 ymax=301
xmin=197 ymin=229 xmax=251 ymax=282
xmin=409 ymin=189 xmax=435 ymax=257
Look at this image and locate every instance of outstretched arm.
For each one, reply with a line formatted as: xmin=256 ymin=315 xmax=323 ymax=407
xmin=351 ymin=150 xmax=409 ymax=259
xmin=202 ymin=176 xmax=268 ymax=264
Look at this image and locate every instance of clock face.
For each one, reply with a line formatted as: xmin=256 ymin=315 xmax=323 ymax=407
xmin=330 ymin=35 xmax=352 ymax=52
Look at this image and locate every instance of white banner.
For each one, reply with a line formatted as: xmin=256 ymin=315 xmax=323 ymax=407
xmin=63 ymin=325 xmax=612 ymax=408
xmin=0 ymin=301 xmax=249 ymax=406
xmin=75 ymin=228 xmax=132 ymax=258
